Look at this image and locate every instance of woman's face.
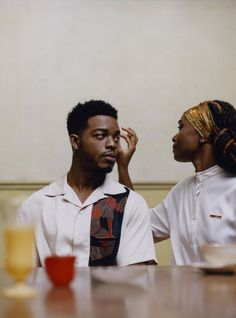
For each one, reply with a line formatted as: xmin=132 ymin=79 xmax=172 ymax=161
xmin=172 ymin=115 xmax=202 ymax=162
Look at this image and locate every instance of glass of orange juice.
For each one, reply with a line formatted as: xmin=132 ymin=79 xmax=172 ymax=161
xmin=3 ymin=225 xmax=37 ymax=298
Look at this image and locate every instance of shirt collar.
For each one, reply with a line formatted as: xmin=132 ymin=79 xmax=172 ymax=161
xmin=44 ymin=174 xmax=127 ymax=206
xmin=45 ymin=176 xmax=66 ymax=196
xmin=195 ymin=165 xmax=224 ymax=182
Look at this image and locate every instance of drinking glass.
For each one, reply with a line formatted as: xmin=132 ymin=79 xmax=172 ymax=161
xmin=3 ymin=225 xmax=37 ymax=298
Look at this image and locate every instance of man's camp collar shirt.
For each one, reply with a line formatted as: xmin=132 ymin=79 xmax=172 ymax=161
xmin=17 ymin=175 xmax=156 ymax=267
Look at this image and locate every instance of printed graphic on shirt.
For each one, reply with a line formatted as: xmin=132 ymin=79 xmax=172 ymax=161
xmin=89 ymin=188 xmax=130 ymax=266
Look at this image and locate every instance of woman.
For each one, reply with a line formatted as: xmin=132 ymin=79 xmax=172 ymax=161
xmin=119 ymin=100 xmax=236 ymax=265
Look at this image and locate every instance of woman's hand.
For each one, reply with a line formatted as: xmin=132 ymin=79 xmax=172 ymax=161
xmin=118 ymin=127 xmax=138 ymax=169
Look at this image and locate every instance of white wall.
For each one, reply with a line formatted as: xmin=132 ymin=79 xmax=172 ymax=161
xmin=0 ymin=0 xmax=236 ymax=182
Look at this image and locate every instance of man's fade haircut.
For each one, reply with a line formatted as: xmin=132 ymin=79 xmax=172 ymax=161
xmin=67 ymin=100 xmax=118 ymax=135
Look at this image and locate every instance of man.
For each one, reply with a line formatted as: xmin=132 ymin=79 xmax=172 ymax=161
xmin=17 ymin=100 xmax=156 ymax=266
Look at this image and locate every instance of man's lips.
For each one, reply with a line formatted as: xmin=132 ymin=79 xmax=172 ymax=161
xmin=102 ymin=152 xmax=117 ymax=162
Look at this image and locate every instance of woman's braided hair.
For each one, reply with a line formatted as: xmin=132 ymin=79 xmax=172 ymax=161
xmin=208 ymin=100 xmax=236 ymax=174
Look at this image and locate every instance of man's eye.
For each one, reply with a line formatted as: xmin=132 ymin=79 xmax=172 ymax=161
xmin=114 ymin=136 xmax=120 ymax=143
xmin=95 ymin=134 xmax=105 ymax=140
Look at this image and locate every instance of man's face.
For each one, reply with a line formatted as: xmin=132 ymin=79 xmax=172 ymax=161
xmin=172 ymin=115 xmax=202 ymax=162
xmin=76 ymin=115 xmax=120 ymax=173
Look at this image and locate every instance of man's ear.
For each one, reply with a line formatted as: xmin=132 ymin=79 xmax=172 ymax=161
xmin=69 ymin=134 xmax=80 ymax=150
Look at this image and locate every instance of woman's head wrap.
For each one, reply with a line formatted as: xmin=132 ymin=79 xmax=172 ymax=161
xmin=184 ymin=101 xmax=219 ymax=143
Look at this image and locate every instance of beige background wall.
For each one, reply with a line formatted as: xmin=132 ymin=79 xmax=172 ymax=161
xmin=1 ymin=0 xmax=236 ymax=183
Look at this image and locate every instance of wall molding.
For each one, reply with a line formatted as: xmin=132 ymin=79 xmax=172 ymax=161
xmin=0 ymin=182 xmax=50 ymax=191
xmin=0 ymin=181 xmax=176 ymax=191
xmin=134 ymin=182 xmax=175 ymax=191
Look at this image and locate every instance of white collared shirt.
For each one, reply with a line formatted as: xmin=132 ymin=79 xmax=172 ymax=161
xmin=150 ymin=165 xmax=236 ymax=265
xmin=17 ymin=175 xmax=156 ymax=267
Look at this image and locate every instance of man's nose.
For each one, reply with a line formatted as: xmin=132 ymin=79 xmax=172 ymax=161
xmin=106 ymin=136 xmax=116 ymax=148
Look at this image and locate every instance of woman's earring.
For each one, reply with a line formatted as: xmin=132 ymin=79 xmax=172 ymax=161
xmin=199 ymin=138 xmax=207 ymax=144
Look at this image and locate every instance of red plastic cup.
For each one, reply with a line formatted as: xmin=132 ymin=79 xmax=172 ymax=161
xmin=45 ymin=255 xmax=76 ymax=287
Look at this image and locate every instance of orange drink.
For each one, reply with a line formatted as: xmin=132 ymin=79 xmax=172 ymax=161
xmin=5 ymin=226 xmax=35 ymax=281
xmin=3 ymin=225 xmax=37 ymax=298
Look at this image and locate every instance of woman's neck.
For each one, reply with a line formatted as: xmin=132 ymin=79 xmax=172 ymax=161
xmin=192 ymin=143 xmax=216 ymax=172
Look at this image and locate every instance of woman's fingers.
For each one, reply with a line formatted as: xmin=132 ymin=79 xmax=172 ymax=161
xmin=121 ymin=127 xmax=138 ymax=146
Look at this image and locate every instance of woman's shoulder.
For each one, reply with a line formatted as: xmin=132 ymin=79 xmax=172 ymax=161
xmin=171 ymin=175 xmax=195 ymax=193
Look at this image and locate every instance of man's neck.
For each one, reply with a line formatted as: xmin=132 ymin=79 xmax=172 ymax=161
xmin=67 ymin=164 xmax=105 ymax=203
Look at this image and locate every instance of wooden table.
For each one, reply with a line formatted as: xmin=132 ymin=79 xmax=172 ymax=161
xmin=1 ymin=266 xmax=236 ymax=318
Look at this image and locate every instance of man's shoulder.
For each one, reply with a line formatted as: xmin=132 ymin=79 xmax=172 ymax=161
xmin=21 ymin=184 xmax=50 ymax=209
xmin=21 ymin=176 xmax=65 ymax=208
xmin=123 ymin=189 xmax=148 ymax=215
xmin=104 ymin=177 xmax=147 ymax=208
xmin=126 ymin=188 xmax=147 ymax=203
xmin=109 ymin=179 xmax=145 ymax=200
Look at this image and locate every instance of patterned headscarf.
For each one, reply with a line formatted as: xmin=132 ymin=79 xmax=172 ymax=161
xmin=184 ymin=101 xmax=220 ymax=143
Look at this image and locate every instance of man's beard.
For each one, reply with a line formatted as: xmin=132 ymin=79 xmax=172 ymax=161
xmin=77 ymin=147 xmax=114 ymax=175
